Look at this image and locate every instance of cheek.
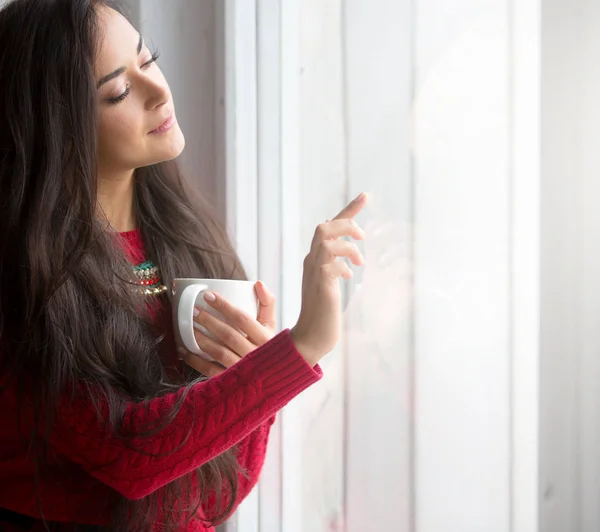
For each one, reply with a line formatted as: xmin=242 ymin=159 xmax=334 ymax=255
xmin=98 ymin=107 xmax=142 ymax=156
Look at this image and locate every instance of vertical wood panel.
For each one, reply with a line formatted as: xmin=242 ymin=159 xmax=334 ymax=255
xmin=292 ymin=1 xmax=347 ymax=531
xmin=540 ymin=1 xmax=584 ymax=531
xmin=256 ymin=0 xmax=283 ymax=530
xmin=220 ymin=1 xmax=260 ymax=530
xmin=510 ymin=0 xmax=541 ymax=531
xmin=279 ymin=1 xmax=303 ymax=532
xmin=342 ymin=0 xmax=414 ymax=531
xmin=223 ymin=0 xmax=259 ymax=280
xmin=413 ymin=1 xmax=511 ymax=530
xmin=579 ymin=0 xmax=600 ymax=527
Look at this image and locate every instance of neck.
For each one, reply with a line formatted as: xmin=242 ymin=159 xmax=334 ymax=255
xmin=97 ymin=170 xmax=137 ymax=233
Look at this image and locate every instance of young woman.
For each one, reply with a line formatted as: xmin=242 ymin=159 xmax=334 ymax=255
xmin=0 ymin=0 xmax=367 ymax=530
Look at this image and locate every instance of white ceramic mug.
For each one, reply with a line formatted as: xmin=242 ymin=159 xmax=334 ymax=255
xmin=172 ymin=278 xmax=259 ymax=361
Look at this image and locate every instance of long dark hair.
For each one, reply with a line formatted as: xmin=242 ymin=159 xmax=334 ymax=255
xmin=0 ymin=0 xmax=246 ymax=529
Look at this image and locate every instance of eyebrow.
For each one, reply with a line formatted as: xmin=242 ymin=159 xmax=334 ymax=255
xmin=97 ymin=33 xmax=144 ymax=88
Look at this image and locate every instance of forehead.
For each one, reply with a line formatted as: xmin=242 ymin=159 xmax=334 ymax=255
xmin=94 ymin=6 xmax=138 ymax=73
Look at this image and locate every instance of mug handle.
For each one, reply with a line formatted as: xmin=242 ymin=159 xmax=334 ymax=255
xmin=177 ymin=284 xmax=209 ymax=355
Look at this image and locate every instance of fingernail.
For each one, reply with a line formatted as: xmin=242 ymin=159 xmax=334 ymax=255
xmin=193 ymin=307 xmax=200 ymax=318
xmin=204 ymin=292 xmax=216 ymax=302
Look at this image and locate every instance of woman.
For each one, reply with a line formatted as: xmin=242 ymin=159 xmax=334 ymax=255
xmin=0 ymin=0 xmax=367 ymax=530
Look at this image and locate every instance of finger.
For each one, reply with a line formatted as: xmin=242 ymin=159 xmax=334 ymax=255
xmin=194 ymin=308 xmax=256 ymax=358
xmin=182 ymin=352 xmax=226 ymax=378
xmin=192 ymin=328 xmax=247 ymax=368
xmin=317 ymin=239 xmax=364 ymax=266
xmin=201 ymin=292 xmax=272 ymax=345
xmin=312 ymin=219 xmax=365 ymax=251
xmin=332 ymin=192 xmax=369 ymax=221
xmin=255 ymin=281 xmax=277 ymax=331
xmin=320 ymin=261 xmax=354 ymax=280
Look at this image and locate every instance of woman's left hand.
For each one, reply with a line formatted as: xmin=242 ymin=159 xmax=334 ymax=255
xmin=180 ymin=281 xmax=277 ymax=377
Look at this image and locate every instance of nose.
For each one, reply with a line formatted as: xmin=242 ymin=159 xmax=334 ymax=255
xmin=144 ymin=76 xmax=170 ymax=111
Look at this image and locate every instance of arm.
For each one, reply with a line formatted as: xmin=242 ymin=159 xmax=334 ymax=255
xmin=235 ymin=414 xmax=276 ymax=504
xmin=48 ymin=330 xmax=320 ymax=500
xmin=199 ymin=414 xmax=276 ymax=519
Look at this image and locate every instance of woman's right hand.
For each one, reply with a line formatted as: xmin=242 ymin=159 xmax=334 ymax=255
xmin=290 ymin=192 xmax=369 ymax=366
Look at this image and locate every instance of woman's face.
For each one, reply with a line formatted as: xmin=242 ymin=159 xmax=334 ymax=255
xmin=94 ymin=7 xmax=185 ymax=175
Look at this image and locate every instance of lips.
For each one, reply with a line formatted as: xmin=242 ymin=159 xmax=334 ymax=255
xmin=149 ymin=112 xmax=176 ymax=134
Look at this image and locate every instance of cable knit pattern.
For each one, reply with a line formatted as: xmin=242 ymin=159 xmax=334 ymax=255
xmin=51 ymin=330 xmax=319 ymax=500
xmin=0 ymin=229 xmax=322 ymax=531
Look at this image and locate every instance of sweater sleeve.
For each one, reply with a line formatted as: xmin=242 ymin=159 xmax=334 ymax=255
xmin=235 ymin=414 xmax=276 ymax=503
xmin=199 ymin=414 xmax=276 ymax=519
xmin=49 ymin=330 xmax=321 ymax=500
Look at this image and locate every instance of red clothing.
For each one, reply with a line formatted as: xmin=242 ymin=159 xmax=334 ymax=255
xmin=0 ymin=229 xmax=322 ymax=530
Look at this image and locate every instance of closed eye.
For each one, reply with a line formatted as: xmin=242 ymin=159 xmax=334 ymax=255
xmin=106 ymin=51 xmax=161 ymax=105
xmin=107 ymin=85 xmax=131 ymax=105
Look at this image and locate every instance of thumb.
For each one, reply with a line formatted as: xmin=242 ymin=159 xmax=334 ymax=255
xmin=255 ymin=281 xmax=277 ymax=331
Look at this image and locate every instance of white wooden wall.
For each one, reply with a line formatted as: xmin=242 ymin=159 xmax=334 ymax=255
xmin=233 ymin=0 xmax=525 ymax=530
xmin=540 ymin=0 xmax=600 ymax=531
xmin=413 ymin=1 xmax=513 ymax=529
xmin=228 ymin=0 xmax=540 ymax=531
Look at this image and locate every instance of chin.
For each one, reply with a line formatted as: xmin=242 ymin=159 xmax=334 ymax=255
xmin=146 ymin=129 xmax=186 ymax=166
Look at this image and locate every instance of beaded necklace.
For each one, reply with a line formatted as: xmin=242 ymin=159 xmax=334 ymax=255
xmin=132 ymin=260 xmax=168 ymax=296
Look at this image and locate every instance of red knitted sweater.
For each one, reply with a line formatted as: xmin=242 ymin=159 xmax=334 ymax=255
xmin=0 ymin=229 xmax=322 ymax=531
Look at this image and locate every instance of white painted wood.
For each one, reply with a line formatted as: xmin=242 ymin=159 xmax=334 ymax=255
xmin=342 ymin=0 xmax=414 ymax=531
xmin=539 ymin=2 xmax=600 ymax=532
xmin=255 ymin=0 xmax=283 ymax=530
xmin=539 ymin=1 xmax=584 ymax=531
xmin=214 ymin=0 xmax=228 ymax=227
xmin=279 ymin=1 xmax=304 ymax=529
xmin=291 ymin=1 xmax=348 ymax=531
xmin=413 ymin=1 xmax=511 ymax=530
xmin=220 ymin=1 xmax=351 ymax=530
xmin=510 ymin=2 xmax=541 ymax=532
xmin=222 ymin=0 xmax=259 ymax=282
xmin=578 ymin=2 xmax=600 ymax=529
xmin=220 ymin=1 xmax=260 ymax=530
